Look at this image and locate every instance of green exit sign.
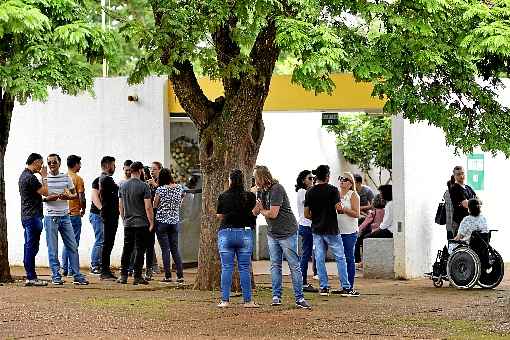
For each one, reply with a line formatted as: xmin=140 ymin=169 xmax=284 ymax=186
xmin=322 ymin=112 xmax=339 ymax=126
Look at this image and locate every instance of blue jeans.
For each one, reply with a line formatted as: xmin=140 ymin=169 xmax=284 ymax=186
xmin=298 ymin=225 xmax=313 ymax=285
xmin=341 ymin=232 xmax=358 ymax=289
xmin=61 ymin=216 xmax=82 ymax=274
xmin=218 ymin=228 xmax=254 ymax=302
xmin=267 ymin=233 xmax=304 ymax=301
xmin=22 ymin=216 xmax=44 ymax=280
xmin=44 ymin=215 xmax=83 ymax=281
xmin=89 ymin=212 xmax=103 ymax=268
xmin=313 ymin=233 xmax=350 ymax=290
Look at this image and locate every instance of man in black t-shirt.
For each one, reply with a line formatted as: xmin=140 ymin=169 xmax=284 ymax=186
xmin=98 ymin=156 xmax=120 ymax=280
xmin=19 ymin=153 xmax=51 ymax=286
xmin=304 ymin=165 xmax=357 ymax=297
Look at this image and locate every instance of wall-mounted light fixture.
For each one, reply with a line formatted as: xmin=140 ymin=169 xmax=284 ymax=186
xmin=128 ymin=95 xmax=139 ymax=102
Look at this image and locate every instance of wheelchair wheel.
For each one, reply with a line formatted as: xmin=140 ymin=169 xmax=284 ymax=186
xmin=478 ymin=250 xmax=505 ymax=289
xmin=432 ymin=277 xmax=443 ymax=288
xmin=447 ymin=247 xmax=481 ymax=289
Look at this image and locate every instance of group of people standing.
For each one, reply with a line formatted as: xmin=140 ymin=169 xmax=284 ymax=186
xmin=19 ymin=153 xmax=185 ymax=286
xmin=216 ymin=164 xmax=395 ymax=309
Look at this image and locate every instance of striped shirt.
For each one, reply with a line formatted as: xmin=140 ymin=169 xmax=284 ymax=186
xmin=44 ymin=173 xmax=74 ymax=216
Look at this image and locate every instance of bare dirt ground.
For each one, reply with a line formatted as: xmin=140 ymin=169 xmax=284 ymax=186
xmin=1 ymin=265 xmax=509 ymax=340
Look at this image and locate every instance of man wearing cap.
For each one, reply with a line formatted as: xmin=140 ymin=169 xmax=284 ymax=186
xmin=304 ymin=165 xmax=358 ymax=296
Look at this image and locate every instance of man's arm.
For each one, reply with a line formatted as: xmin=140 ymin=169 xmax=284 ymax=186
xmin=91 ymin=189 xmax=102 ymax=210
xmin=304 ymin=206 xmax=312 ymax=219
xmin=260 ymin=205 xmax=280 ymax=219
xmin=119 ymin=198 xmax=124 ymax=219
xmin=144 ymin=198 xmax=154 ymax=232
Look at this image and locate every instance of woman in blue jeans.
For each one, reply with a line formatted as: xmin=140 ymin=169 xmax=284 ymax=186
xmin=216 ymin=169 xmax=258 ymax=308
xmin=295 ymin=170 xmax=318 ymax=293
xmin=337 ymin=172 xmax=360 ymax=293
xmin=153 ymin=168 xmax=185 ymax=283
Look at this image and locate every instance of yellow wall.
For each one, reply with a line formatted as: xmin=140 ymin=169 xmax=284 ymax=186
xmin=168 ymin=74 xmax=385 ymax=113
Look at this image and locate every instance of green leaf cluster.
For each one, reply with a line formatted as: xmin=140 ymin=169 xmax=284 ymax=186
xmin=0 ymin=0 xmax=117 ymax=103
xmin=327 ymin=114 xmax=392 ymax=181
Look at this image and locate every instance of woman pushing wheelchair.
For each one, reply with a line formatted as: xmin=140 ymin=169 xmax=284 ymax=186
xmin=428 ymin=197 xmax=504 ymax=289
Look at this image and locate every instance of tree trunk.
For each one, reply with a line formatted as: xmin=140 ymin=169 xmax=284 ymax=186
xmin=0 ymin=90 xmax=14 ymax=282
xmin=193 ymin=107 xmax=264 ymax=290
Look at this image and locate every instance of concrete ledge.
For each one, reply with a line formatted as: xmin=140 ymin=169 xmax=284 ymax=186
xmin=363 ymin=238 xmax=395 ymax=279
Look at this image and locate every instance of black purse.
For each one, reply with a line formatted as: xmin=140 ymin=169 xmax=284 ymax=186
xmin=435 ymin=202 xmax=446 ymax=225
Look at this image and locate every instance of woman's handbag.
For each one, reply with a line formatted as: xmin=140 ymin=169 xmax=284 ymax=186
xmin=435 ymin=202 xmax=446 ymax=225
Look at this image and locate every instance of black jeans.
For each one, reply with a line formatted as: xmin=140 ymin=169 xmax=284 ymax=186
xmin=355 ymin=228 xmax=372 ymax=263
xmin=121 ymin=227 xmax=149 ymax=278
xmin=101 ymin=216 xmax=118 ymax=275
xmin=145 ymin=230 xmax=156 ymax=271
xmin=366 ymin=228 xmax=393 ymax=238
xmin=156 ymin=221 xmax=183 ymax=279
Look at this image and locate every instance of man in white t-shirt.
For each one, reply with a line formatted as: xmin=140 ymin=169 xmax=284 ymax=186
xmin=43 ymin=153 xmax=88 ymax=285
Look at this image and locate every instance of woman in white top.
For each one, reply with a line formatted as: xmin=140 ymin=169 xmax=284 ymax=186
xmin=295 ymin=170 xmax=318 ymax=292
xmin=337 ymin=172 xmax=360 ymax=290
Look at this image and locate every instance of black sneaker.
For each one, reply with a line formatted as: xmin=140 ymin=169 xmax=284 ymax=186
xmin=116 ymin=276 xmax=128 ymax=284
xmin=295 ymin=298 xmax=312 ymax=309
xmin=176 ymin=278 xmax=184 ymax=284
xmin=51 ymin=278 xmax=65 ymax=285
xmin=133 ymin=277 xmax=149 ymax=285
xmin=73 ymin=278 xmax=90 ymax=286
xmin=340 ymin=289 xmax=360 ymax=297
xmin=319 ymin=287 xmax=330 ymax=296
xmin=303 ymin=284 xmax=319 ymax=293
xmin=160 ymin=277 xmax=173 ymax=284
xmin=271 ymin=296 xmax=282 ymax=306
xmin=25 ymin=279 xmax=48 ymax=287
xmin=100 ymin=273 xmax=118 ymax=281
xmin=144 ymin=273 xmax=153 ymax=281
xmin=89 ymin=267 xmax=101 ymax=275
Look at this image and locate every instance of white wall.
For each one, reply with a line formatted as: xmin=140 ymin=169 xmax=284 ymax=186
xmin=393 ymin=115 xmax=510 ymax=278
xmin=6 ymin=76 xmax=168 ymax=267
xmin=257 ymin=111 xmax=344 ymax=224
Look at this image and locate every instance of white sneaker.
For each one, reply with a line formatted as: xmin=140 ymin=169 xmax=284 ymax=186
xmin=217 ymin=301 xmax=230 ymax=308
xmin=313 ymin=275 xmax=319 ymax=281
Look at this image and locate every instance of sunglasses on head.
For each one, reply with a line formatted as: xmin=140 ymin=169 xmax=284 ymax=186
xmin=339 ymin=177 xmax=352 ymax=183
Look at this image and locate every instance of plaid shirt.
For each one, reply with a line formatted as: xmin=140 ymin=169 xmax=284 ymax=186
xmin=443 ymin=189 xmax=454 ymax=231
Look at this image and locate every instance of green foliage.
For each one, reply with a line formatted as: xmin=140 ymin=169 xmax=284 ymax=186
xmin=115 ymin=0 xmax=510 ymax=157
xmin=327 ymin=114 xmax=392 ymax=183
xmin=0 ymin=0 xmax=116 ymax=104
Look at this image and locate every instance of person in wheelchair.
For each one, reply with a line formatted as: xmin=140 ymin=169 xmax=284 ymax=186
xmin=428 ymin=197 xmax=504 ymax=289
xmin=449 ymin=198 xmax=487 ymax=252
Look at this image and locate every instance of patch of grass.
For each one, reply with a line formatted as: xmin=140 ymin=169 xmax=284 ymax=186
xmin=385 ymin=317 xmax=510 ymax=339
xmin=84 ymin=297 xmax=177 ymax=320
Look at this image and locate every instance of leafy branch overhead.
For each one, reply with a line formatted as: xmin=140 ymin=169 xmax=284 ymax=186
xmin=327 ymin=114 xmax=392 ymax=186
xmin=117 ymin=0 xmax=510 ymax=157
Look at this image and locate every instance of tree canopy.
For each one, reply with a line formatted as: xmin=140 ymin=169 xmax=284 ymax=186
xmin=113 ymin=0 xmax=510 ymax=156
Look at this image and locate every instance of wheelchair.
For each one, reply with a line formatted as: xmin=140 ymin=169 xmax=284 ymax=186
xmin=426 ymin=230 xmax=504 ymax=289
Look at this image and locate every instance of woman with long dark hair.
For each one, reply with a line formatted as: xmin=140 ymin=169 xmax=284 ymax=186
xmin=295 ymin=170 xmax=318 ymax=292
xmin=153 ymin=168 xmax=185 ymax=283
xmin=216 ymin=169 xmax=258 ymax=308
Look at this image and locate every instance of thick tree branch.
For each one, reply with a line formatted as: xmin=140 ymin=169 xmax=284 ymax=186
xmin=212 ymin=16 xmax=242 ymax=97
xmin=237 ymin=19 xmax=280 ymax=114
xmin=170 ymin=60 xmax=215 ymax=129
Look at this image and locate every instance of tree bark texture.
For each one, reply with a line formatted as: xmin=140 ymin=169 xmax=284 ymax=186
xmin=0 ymin=90 xmax=14 ymax=282
xmin=162 ymin=14 xmax=279 ymax=289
